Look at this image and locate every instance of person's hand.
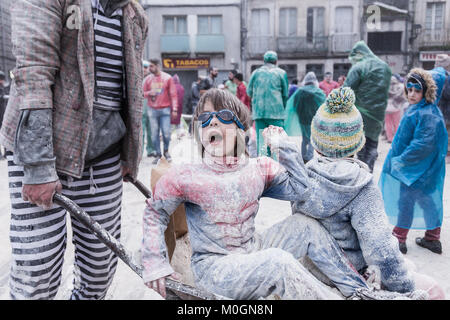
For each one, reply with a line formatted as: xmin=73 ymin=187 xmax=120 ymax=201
xmin=145 ymin=272 xmax=180 ymax=299
xmin=22 ymin=180 xmax=63 ymax=210
xmin=262 ymin=125 xmax=288 ymax=149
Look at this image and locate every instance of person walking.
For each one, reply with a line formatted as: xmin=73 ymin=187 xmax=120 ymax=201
xmin=344 ymin=41 xmax=392 ymax=172
xmin=247 ymin=51 xmax=289 ymax=157
xmin=142 ymin=60 xmax=155 ymax=157
xmin=0 ymin=0 xmax=148 ymax=300
xmin=379 ymin=68 xmax=447 ymax=255
xmin=206 ymin=66 xmax=219 ymax=89
xmin=319 ymin=72 xmax=339 ymax=97
xmin=143 ymin=58 xmax=178 ymax=164
xmin=385 ymin=75 xmax=408 ymax=143
xmin=285 ymin=72 xmax=326 ymax=163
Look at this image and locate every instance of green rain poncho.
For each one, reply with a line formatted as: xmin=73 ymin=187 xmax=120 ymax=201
xmin=344 ymin=41 xmax=392 ymax=141
xmin=285 ymin=73 xmax=326 ymax=139
xmin=247 ymin=58 xmax=289 ymax=120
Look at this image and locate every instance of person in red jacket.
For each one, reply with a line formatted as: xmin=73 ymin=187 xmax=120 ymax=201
xmin=143 ymin=59 xmax=179 ymax=163
xmin=319 ymin=72 xmax=340 ymax=96
xmin=233 ymin=73 xmax=251 ymax=111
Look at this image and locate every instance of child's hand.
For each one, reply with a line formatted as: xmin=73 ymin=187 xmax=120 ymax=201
xmin=145 ymin=272 xmax=181 ymax=299
xmin=262 ymin=125 xmax=288 ymax=149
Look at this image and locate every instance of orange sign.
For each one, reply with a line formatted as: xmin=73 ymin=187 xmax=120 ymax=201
xmin=162 ymin=58 xmax=210 ymax=70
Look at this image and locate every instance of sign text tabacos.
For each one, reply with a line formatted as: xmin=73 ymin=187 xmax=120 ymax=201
xmin=163 ymin=58 xmax=210 ymax=70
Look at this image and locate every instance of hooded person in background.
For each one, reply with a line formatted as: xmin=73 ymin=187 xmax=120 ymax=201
xmin=344 ymin=41 xmax=392 ymax=172
xmin=379 ymin=68 xmax=447 ymax=256
xmin=0 ymin=0 xmax=148 ymax=299
xmin=284 ymin=72 xmax=326 ymax=163
xmin=435 ymin=54 xmax=450 ymax=160
xmin=247 ymin=50 xmax=289 ymax=157
xmin=385 ymin=75 xmax=409 ymax=143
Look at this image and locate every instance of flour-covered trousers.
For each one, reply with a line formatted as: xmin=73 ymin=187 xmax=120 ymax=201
xmin=196 ymin=215 xmax=368 ymax=300
xmin=6 ymin=151 xmax=123 ymax=300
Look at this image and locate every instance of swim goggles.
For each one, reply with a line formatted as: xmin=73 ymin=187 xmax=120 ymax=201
xmin=198 ymin=109 xmax=245 ymax=130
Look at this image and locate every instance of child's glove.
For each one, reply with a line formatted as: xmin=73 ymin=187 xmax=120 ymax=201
xmin=262 ymin=125 xmax=288 ymax=151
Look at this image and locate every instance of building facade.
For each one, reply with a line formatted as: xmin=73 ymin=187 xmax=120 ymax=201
xmin=411 ymin=0 xmax=450 ymax=70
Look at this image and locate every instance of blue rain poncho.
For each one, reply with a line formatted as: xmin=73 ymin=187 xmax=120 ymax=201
xmin=379 ymin=68 xmax=448 ymax=230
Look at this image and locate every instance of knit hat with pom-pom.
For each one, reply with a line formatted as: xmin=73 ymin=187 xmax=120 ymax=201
xmin=310 ymin=87 xmax=366 ymax=158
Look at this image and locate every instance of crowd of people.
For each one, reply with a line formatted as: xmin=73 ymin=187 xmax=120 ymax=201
xmin=0 ymin=0 xmax=449 ymax=302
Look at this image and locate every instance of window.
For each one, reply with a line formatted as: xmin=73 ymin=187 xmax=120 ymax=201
xmin=279 ymin=64 xmax=298 ymax=83
xmin=307 ymin=7 xmax=325 ymax=42
xmin=163 ymin=16 xmax=187 ymax=34
xmin=425 ymin=2 xmax=445 ymax=41
xmin=251 ymin=64 xmax=263 ymax=73
xmin=335 ymin=6 xmax=353 ymax=34
xmin=251 ymin=9 xmax=270 ymax=36
xmin=333 ymin=63 xmax=352 ymax=80
xmin=279 ymin=8 xmax=297 ymax=37
xmin=198 ymin=15 xmax=222 ymax=34
xmin=367 ymin=32 xmax=402 ymax=53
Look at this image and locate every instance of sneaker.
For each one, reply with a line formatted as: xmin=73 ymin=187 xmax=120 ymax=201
xmin=415 ymin=237 xmax=442 ymax=254
xmin=147 ymin=151 xmax=158 ymax=158
xmin=350 ymin=287 xmax=429 ymax=300
xmin=164 ymin=151 xmax=172 ymax=162
xmin=399 ymin=242 xmax=407 ymax=254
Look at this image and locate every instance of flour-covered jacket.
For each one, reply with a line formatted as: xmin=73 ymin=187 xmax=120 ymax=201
xmin=292 ymin=157 xmax=415 ymax=293
xmin=0 ymin=0 xmax=148 ymax=180
xmin=142 ymin=141 xmax=310 ymax=283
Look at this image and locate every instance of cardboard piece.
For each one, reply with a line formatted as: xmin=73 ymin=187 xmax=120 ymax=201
xmin=151 ymin=157 xmax=188 ymax=261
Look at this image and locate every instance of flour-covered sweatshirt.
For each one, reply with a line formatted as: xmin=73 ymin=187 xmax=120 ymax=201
xmin=142 ymin=141 xmax=310 ymax=284
xmin=292 ymin=156 xmax=415 ymax=293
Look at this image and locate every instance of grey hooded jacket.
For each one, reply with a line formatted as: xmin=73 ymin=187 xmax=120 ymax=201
xmin=292 ymin=156 xmax=415 ymax=293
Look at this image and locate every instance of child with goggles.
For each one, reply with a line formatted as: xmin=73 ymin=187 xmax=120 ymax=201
xmin=140 ymin=88 xmax=391 ymax=300
xmin=380 ymin=67 xmax=448 ymax=258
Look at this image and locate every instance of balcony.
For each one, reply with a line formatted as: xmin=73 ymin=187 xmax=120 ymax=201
xmin=277 ymin=36 xmax=328 ymax=56
xmin=331 ymin=33 xmax=359 ymax=53
xmin=419 ymin=30 xmax=450 ymax=50
xmin=160 ymin=34 xmax=190 ymax=53
xmin=195 ymin=34 xmax=225 ymax=53
xmin=246 ymin=36 xmax=276 ymax=58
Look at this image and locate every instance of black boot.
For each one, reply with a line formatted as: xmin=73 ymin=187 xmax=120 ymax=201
xmin=415 ymin=237 xmax=442 ymax=254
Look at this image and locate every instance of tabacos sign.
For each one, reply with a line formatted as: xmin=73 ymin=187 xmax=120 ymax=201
xmin=162 ymin=58 xmax=210 ymax=70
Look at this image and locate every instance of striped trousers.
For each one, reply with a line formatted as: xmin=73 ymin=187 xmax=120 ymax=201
xmin=6 ymin=151 xmax=123 ymax=300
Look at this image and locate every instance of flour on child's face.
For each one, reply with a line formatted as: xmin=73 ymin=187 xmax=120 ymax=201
xmin=200 ymin=101 xmax=238 ymax=158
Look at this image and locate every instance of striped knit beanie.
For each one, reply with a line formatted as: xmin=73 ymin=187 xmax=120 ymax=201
xmin=310 ymin=87 xmax=365 ymax=158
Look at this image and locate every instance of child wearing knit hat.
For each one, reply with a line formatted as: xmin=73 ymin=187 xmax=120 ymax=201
xmin=291 ymin=87 xmax=444 ymax=299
